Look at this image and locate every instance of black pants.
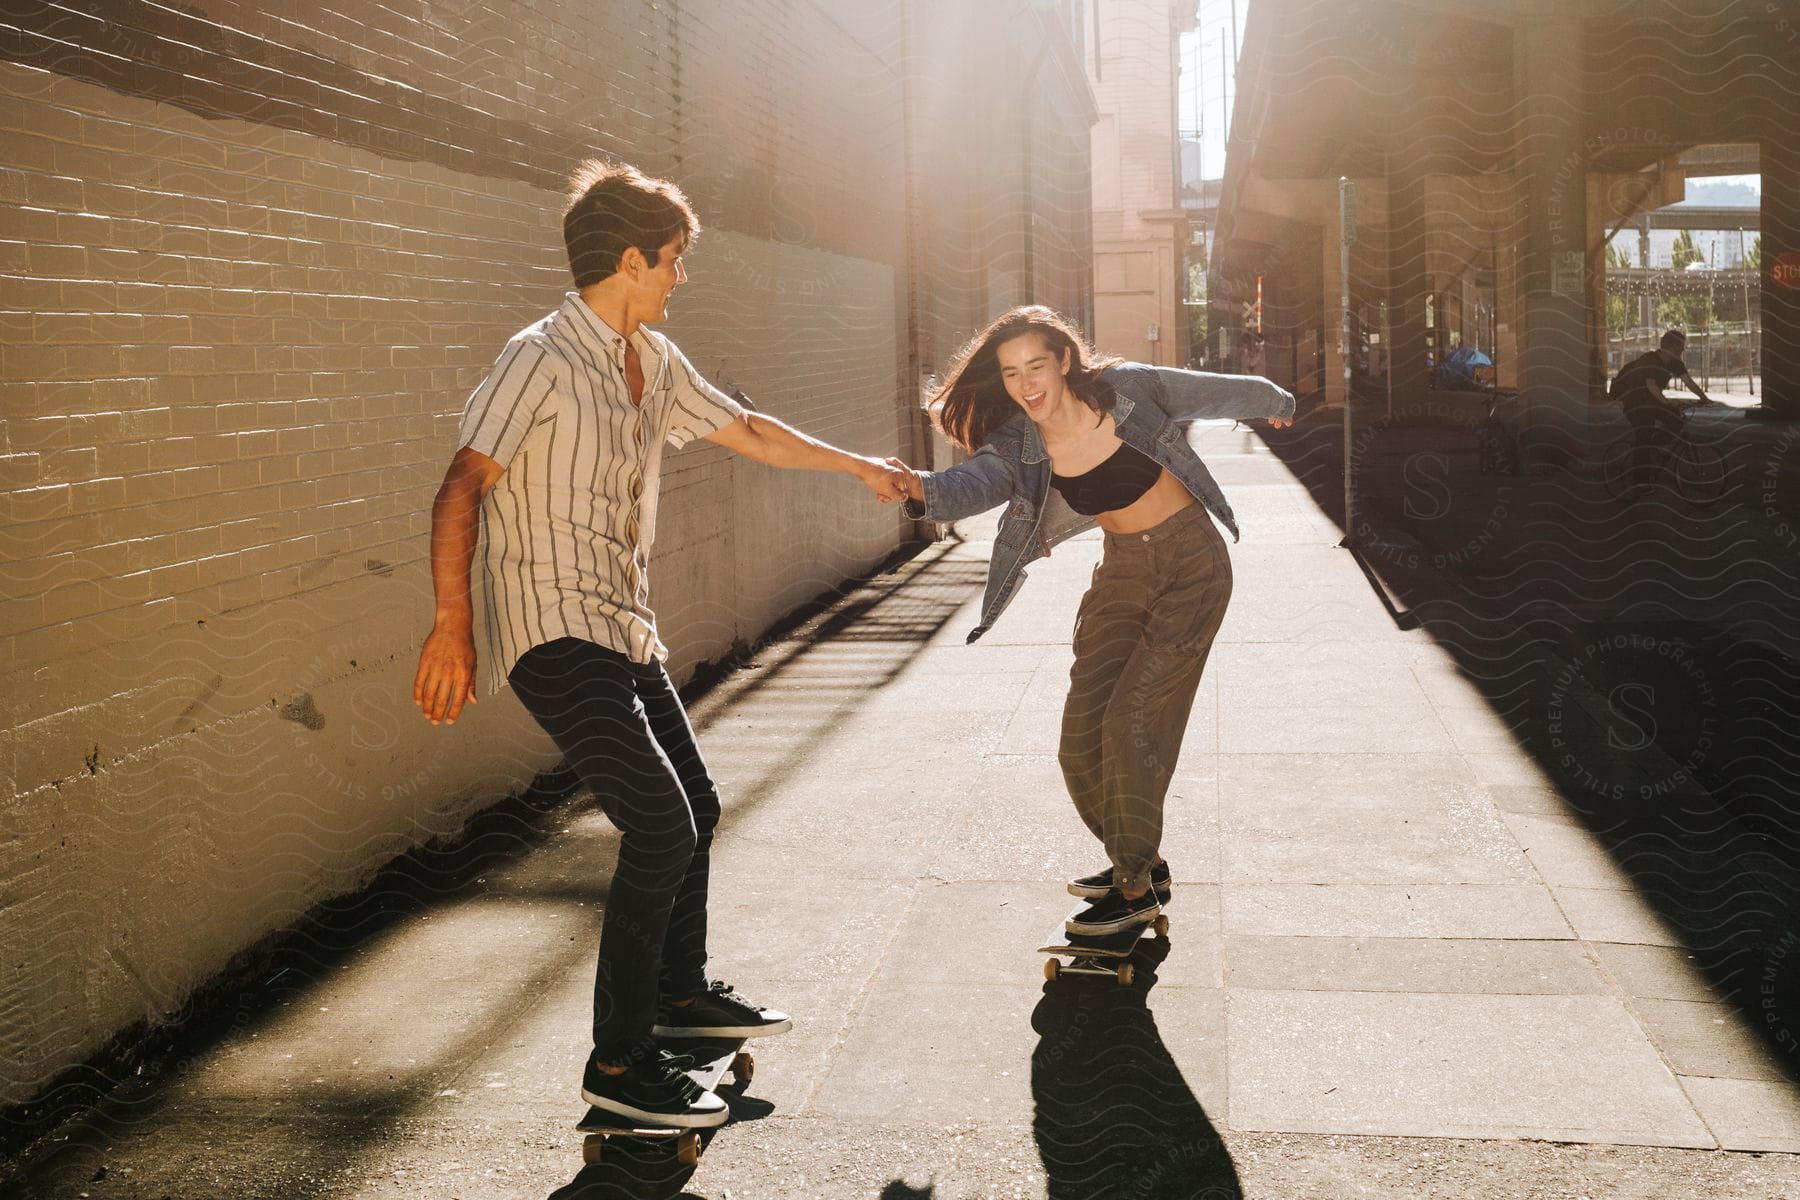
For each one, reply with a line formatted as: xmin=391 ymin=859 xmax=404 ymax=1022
xmin=508 ymin=637 xmax=717 ymax=1061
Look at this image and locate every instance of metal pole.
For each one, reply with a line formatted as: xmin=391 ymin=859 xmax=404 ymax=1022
xmin=1341 ymin=177 xmax=1355 ymax=542
xmin=1742 ymin=227 xmax=1755 ymax=395
xmin=1220 ymin=37 xmax=1229 ymax=159
xmin=1229 ymin=0 xmax=1240 ymax=70
xmin=1193 ymin=21 xmax=1205 ymax=185
xmin=1383 ymin=301 xmax=1393 ymax=420
xmin=1707 ymin=238 xmax=1716 ymax=392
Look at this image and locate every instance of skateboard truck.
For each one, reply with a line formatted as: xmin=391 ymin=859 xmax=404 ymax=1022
xmin=1039 ymin=913 xmax=1170 ymax=986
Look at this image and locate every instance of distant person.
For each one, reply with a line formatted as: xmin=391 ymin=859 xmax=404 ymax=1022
xmin=413 ymin=160 xmax=907 ymax=1129
xmin=1244 ymin=330 xmax=1267 ymax=378
xmin=885 ymin=306 xmax=1293 ymax=939
xmin=1611 ymin=329 xmax=1711 ymax=488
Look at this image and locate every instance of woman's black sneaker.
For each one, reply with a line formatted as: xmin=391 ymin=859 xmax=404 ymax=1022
xmin=1066 ymin=888 xmax=1161 ymax=936
xmin=652 ymin=979 xmax=793 ymax=1038
xmin=580 ymin=1044 xmax=728 ymax=1128
xmin=1067 ymin=861 xmax=1172 ymax=902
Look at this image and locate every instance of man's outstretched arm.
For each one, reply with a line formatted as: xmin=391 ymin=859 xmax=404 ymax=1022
xmin=704 ymin=411 xmax=909 ymax=500
xmin=413 ymin=446 xmax=504 ymax=725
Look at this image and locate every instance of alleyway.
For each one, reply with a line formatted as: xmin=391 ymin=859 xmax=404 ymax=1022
xmin=11 ymin=428 xmax=1798 ymax=1199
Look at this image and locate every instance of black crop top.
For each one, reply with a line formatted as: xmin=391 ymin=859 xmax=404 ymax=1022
xmin=1049 ymin=442 xmax=1163 ymax=515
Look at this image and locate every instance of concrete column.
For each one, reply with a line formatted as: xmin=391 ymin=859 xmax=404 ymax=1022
xmin=1385 ymin=166 xmax=1432 ymax=405
xmin=1510 ymin=8 xmax=1591 ymax=446
xmin=1762 ymin=134 xmax=1800 ymax=418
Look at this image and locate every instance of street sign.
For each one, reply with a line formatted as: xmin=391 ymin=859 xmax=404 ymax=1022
xmin=1773 ymin=252 xmax=1800 ymax=290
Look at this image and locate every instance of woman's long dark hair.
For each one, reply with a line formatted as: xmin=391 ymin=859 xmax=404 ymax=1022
xmin=930 ymin=305 xmax=1122 ymax=451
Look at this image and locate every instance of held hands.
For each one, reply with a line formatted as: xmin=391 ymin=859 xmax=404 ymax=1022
xmin=882 ymin=457 xmax=923 ymax=504
xmin=859 ymin=456 xmax=914 ymax=503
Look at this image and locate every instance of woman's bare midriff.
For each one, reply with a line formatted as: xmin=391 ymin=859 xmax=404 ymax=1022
xmin=1042 ymin=412 xmax=1198 ymax=537
xmin=1093 ymin=467 xmax=1195 ymax=535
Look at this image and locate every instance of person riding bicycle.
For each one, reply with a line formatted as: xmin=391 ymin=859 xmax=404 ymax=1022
xmin=1610 ymin=329 xmax=1710 ymax=490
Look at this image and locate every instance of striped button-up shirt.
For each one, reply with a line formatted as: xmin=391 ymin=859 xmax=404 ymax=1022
xmin=457 ymin=293 xmax=744 ymax=694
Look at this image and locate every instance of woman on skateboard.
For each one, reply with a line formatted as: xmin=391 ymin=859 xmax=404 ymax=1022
xmin=888 ymin=307 xmax=1293 ymax=937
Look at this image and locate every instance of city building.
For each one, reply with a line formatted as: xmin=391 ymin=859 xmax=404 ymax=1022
xmin=1086 ymin=0 xmax=1199 ymax=365
xmin=1210 ymin=0 xmax=1798 ymax=421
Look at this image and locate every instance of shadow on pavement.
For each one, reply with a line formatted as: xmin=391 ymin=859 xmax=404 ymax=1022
xmin=877 ymin=1183 xmax=936 ymax=1199
xmin=1261 ymin=400 xmax=1800 ymax=1085
xmin=6 ymin=541 xmax=985 ymax=1199
xmin=1030 ymin=938 xmax=1240 ymax=1199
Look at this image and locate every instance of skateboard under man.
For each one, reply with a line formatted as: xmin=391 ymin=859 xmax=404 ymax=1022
xmin=1039 ymin=909 xmax=1170 ymax=986
xmin=575 ymin=1036 xmax=754 ymax=1166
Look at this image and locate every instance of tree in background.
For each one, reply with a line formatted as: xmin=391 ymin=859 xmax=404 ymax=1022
xmin=1657 ymin=232 xmax=1713 ymax=330
xmin=1605 ymin=243 xmax=1632 ymax=335
xmin=1657 ymin=293 xmax=1713 ymax=331
xmin=1748 ymin=235 xmax=1763 ymax=272
xmin=1671 ymin=229 xmax=1704 ymax=270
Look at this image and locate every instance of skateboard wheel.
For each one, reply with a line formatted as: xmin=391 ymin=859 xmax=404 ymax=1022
xmin=1044 ymin=957 xmax=1061 ymax=981
xmin=732 ymin=1051 xmax=754 ymax=1085
xmin=581 ymin=1134 xmax=605 ymax=1166
xmin=1154 ymin=915 xmax=1169 ymax=937
xmin=677 ymin=1131 xmax=701 ymax=1166
xmin=1116 ymin=962 xmax=1134 ymax=987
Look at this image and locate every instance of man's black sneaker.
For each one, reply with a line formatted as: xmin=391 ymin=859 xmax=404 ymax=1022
xmin=652 ymin=980 xmax=793 ymax=1039
xmin=580 ymin=1045 xmax=728 ymax=1128
xmin=1067 ymin=861 xmax=1172 ymax=903
xmin=1066 ymin=888 xmax=1161 ymax=936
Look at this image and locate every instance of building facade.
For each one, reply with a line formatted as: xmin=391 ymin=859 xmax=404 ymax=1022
xmin=1086 ymin=0 xmax=1197 ymax=365
xmin=1212 ymin=0 xmax=1799 ymax=423
xmin=0 ymin=0 xmax=1095 ymax=1109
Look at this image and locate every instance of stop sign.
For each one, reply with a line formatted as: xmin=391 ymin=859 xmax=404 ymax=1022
xmin=1774 ymin=252 xmax=1800 ymax=290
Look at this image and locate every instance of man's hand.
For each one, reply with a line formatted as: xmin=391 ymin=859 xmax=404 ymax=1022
xmin=414 ymin=622 xmax=478 ymax=725
xmin=859 ymin=457 xmax=911 ymax=502
xmin=883 ymin=457 xmax=924 ymax=503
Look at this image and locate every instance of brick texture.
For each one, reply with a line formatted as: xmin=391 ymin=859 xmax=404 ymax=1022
xmin=0 ymin=1 xmax=1096 ymax=1107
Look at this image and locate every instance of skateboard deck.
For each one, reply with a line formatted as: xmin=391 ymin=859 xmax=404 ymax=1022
xmin=1039 ymin=910 xmax=1169 ymax=986
xmin=575 ymin=1036 xmax=754 ymax=1167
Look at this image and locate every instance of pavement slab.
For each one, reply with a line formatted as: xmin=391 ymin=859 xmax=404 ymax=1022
xmin=1552 ymin=885 xmax=1690 ymax=947
xmin=1223 ymin=935 xmax=1608 ymax=996
xmin=1227 ymin=989 xmax=1713 ymax=1146
xmin=1219 ymin=752 xmax=1533 ymax=886
xmin=1629 ymin=997 xmax=1792 ymax=1082
xmin=1679 ymin=1076 xmax=1800 ymax=1153
xmin=1223 ymin=882 xmax=1575 ymax=940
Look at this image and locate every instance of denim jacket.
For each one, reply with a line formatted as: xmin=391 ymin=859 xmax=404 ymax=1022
xmin=903 ymin=363 xmax=1296 ymax=642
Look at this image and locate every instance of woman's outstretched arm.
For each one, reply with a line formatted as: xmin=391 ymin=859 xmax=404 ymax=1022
xmin=1148 ymin=365 xmax=1296 ymax=425
xmin=887 ymin=446 xmax=1014 ymax=523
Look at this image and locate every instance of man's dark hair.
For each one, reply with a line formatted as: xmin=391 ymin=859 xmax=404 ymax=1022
xmin=1659 ymin=329 xmax=1687 ymax=352
xmin=563 ymin=160 xmax=700 ymax=288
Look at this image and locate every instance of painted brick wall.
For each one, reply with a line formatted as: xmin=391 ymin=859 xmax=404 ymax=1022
xmin=0 ymin=1 xmax=1094 ymax=1108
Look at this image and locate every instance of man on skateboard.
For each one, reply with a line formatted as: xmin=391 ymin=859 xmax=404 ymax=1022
xmin=413 ymin=160 xmax=909 ymax=1127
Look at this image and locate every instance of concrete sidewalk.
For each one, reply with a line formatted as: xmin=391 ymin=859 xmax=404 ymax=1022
xmin=11 ymin=427 xmax=1800 ymax=1199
